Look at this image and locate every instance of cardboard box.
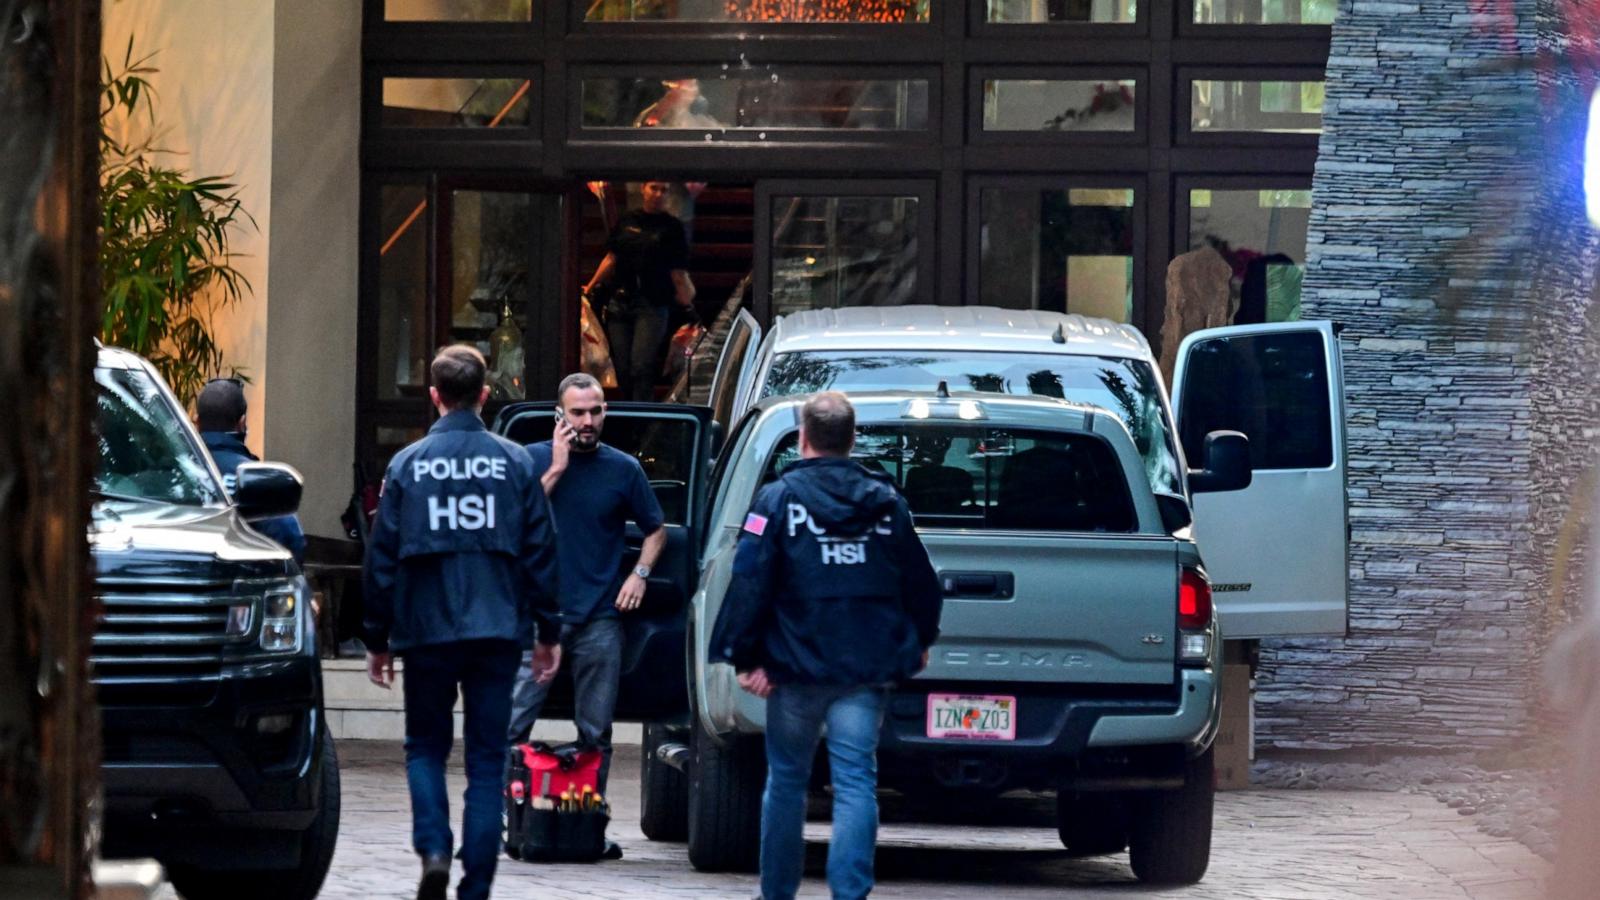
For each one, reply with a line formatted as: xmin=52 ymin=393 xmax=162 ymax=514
xmin=1213 ymin=664 xmax=1253 ymax=791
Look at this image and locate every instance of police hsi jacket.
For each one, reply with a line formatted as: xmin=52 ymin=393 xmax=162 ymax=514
xmin=709 ymin=457 xmax=943 ymax=686
xmin=363 ymin=409 xmax=559 ymax=654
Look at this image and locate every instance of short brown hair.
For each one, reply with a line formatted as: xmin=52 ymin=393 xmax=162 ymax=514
xmin=801 ymin=391 xmax=855 ymax=457
xmin=557 ymin=372 xmax=603 ymax=406
xmin=431 ymin=345 xmax=487 ymax=408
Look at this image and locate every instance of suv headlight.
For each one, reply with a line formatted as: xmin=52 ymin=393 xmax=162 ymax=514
xmin=260 ymin=578 xmax=307 ymax=653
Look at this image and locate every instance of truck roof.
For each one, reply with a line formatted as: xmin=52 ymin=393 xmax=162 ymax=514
xmin=768 ymin=306 xmax=1153 ymax=361
xmin=751 ymin=390 xmax=1132 ymax=442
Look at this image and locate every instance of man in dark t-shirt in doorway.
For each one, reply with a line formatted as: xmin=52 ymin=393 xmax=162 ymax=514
xmin=507 ymin=372 xmax=666 ymax=858
xmin=583 ymin=180 xmax=697 ymax=401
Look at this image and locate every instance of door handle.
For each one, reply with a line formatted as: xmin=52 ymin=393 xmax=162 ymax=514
xmin=940 ymin=571 xmax=1014 ymax=599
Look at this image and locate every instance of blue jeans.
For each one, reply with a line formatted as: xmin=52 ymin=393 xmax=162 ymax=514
xmin=506 ymin=616 xmax=623 ymax=792
xmin=761 ymin=684 xmax=889 ymax=900
xmin=604 ymin=295 xmax=670 ymax=401
xmin=402 ymin=639 xmax=521 ymax=900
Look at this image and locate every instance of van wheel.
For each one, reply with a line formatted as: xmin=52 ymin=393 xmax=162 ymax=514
xmin=686 ymin=719 xmax=764 ymax=872
xmin=1056 ymin=791 xmax=1129 ymax=856
xmin=640 ymin=722 xmax=689 ymax=842
xmin=170 ymin=728 xmax=341 ymax=900
xmin=1127 ymin=747 xmax=1213 ymax=885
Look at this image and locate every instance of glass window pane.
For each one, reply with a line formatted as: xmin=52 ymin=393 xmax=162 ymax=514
xmin=986 ymin=0 xmax=1138 ymax=24
xmin=759 ymin=350 xmax=1182 ymax=494
xmin=1193 ymin=0 xmax=1335 ymax=24
xmin=586 ymin=0 xmax=930 ymax=22
xmin=983 ymin=79 xmax=1136 ymax=132
xmin=979 ymin=187 xmax=1135 ymax=322
xmin=450 ymin=191 xmax=533 ymax=401
xmin=1191 ymin=80 xmax=1323 ymax=133
xmin=770 ymin=195 xmax=920 ymax=315
xmin=376 ymin=184 xmax=429 ymax=400
xmin=381 ymin=78 xmax=532 ymax=129
xmin=581 ymin=75 xmax=929 ymax=132
xmin=1177 ymin=331 xmax=1332 ymax=470
xmin=383 ymin=0 xmax=531 ymax=21
xmin=764 ymin=425 xmax=1138 ymax=532
xmin=1188 ymin=188 xmax=1311 ymax=323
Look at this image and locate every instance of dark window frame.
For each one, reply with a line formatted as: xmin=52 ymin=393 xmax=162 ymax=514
xmin=754 ymin=178 xmax=938 ymax=324
xmin=567 ymin=63 xmax=942 ymax=145
xmin=965 ymin=174 xmax=1148 ymax=325
xmin=968 ymin=65 xmax=1149 ymax=146
xmin=969 ymin=0 xmax=1149 ymax=39
xmin=1176 ymin=64 xmax=1327 ymax=148
xmin=567 ymin=0 xmax=941 ymax=34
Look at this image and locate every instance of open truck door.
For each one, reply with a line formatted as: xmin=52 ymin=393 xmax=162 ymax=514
xmin=493 ymin=401 xmax=713 ymax=720
xmin=708 ymin=307 xmax=762 ymax=429
xmin=1171 ymin=321 xmax=1348 ymax=639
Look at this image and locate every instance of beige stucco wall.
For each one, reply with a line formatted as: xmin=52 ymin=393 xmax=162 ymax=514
xmin=102 ymin=0 xmax=275 ymax=445
xmin=104 ymin=0 xmax=360 ymax=539
xmin=262 ymin=0 xmax=361 ymax=538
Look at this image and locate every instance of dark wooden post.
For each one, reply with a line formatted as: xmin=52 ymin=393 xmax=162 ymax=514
xmin=0 ymin=0 xmax=102 ymax=897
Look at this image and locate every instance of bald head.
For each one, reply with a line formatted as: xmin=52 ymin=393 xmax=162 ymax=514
xmin=196 ymin=379 xmax=247 ymax=432
xmin=800 ymin=391 xmax=855 ymax=458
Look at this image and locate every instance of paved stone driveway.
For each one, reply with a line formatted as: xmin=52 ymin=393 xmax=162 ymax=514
xmin=161 ymin=740 xmax=1548 ymax=899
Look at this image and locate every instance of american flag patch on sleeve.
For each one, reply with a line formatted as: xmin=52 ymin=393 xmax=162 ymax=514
xmin=743 ymin=512 xmax=769 ymax=536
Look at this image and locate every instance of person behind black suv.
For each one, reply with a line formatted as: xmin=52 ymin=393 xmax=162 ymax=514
xmin=92 ymin=346 xmax=339 ymax=900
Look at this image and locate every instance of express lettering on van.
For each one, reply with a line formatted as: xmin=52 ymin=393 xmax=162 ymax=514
xmin=413 ymin=456 xmax=508 ymax=532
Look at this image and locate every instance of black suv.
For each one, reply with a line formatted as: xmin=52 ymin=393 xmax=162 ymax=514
xmin=92 ymin=347 xmax=339 ymax=900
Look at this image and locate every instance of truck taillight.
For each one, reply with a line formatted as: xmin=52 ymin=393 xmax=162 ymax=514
xmin=1179 ymin=568 xmax=1212 ymax=631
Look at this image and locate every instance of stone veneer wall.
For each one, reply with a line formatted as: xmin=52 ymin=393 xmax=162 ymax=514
xmin=1256 ymin=0 xmax=1600 ymax=751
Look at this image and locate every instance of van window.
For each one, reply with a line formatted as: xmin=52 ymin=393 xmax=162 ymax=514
xmin=764 ymin=424 xmax=1137 ymax=533
xmin=1178 ymin=331 xmax=1332 ymax=470
xmin=760 ymin=350 xmax=1179 ymax=494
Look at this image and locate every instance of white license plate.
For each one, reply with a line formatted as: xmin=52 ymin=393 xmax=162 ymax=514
xmin=926 ymin=693 xmax=1017 ymax=741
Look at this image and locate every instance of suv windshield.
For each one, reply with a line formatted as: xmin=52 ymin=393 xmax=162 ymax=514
xmin=95 ymin=366 xmax=225 ymax=506
xmin=761 ymin=350 xmax=1181 ymax=494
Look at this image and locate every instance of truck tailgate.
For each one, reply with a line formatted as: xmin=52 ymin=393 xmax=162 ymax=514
xmin=918 ymin=531 xmax=1179 ymax=685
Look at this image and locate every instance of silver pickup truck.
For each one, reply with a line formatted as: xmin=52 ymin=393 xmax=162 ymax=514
xmin=490 ymin=305 xmax=1346 ymax=887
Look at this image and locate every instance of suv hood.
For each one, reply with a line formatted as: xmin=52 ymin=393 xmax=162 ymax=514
xmin=90 ymin=501 xmax=292 ymax=565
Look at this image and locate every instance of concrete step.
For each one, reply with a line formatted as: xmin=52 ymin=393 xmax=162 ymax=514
xmin=321 ymin=657 xmax=641 ymax=743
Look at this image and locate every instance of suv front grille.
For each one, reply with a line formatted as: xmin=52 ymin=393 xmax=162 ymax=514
xmin=93 ymin=577 xmax=241 ymax=705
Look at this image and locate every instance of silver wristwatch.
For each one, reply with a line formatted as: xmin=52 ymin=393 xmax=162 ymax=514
xmin=633 ymin=564 xmax=651 ymax=579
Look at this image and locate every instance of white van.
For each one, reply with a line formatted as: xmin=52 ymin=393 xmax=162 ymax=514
xmin=707 ymin=305 xmax=1348 ymax=639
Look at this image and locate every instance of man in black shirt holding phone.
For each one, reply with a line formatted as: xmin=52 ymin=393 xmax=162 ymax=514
xmin=507 ymin=372 xmax=666 ymax=858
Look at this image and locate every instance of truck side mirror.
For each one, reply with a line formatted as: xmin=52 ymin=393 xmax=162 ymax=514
xmin=1187 ymin=430 xmax=1251 ymax=494
xmin=234 ymin=462 xmax=303 ymax=521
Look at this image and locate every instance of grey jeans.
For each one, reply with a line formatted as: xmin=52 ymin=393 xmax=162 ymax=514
xmin=506 ymin=616 xmax=623 ymax=793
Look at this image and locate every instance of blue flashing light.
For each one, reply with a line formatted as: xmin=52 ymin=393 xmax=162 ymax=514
xmin=1588 ymin=87 xmax=1600 ymax=227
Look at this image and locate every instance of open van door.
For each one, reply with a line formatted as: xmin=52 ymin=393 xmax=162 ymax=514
xmin=708 ymin=308 xmax=761 ymax=429
xmin=1171 ymin=321 xmax=1347 ymax=639
xmin=493 ymin=401 xmax=712 ymax=720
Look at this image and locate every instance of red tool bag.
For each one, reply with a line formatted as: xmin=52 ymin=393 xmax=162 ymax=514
xmin=508 ymin=741 xmax=603 ymax=799
xmin=503 ymin=742 xmax=608 ymax=863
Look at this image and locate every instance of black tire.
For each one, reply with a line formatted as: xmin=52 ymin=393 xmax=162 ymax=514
xmin=171 ymin=727 xmax=342 ymax=900
xmin=1127 ymin=747 xmax=1214 ymax=885
xmin=685 ymin=719 xmax=764 ymax=872
xmin=640 ymin=722 xmax=690 ymax=842
xmin=1055 ymin=790 xmax=1130 ymax=857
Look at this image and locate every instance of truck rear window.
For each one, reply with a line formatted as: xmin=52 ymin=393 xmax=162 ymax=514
xmin=765 ymin=424 xmax=1137 ymax=533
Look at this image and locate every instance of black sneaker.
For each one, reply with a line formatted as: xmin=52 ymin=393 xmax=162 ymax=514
xmin=601 ymin=840 xmax=623 ymax=861
xmin=417 ymin=853 xmax=450 ymax=900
